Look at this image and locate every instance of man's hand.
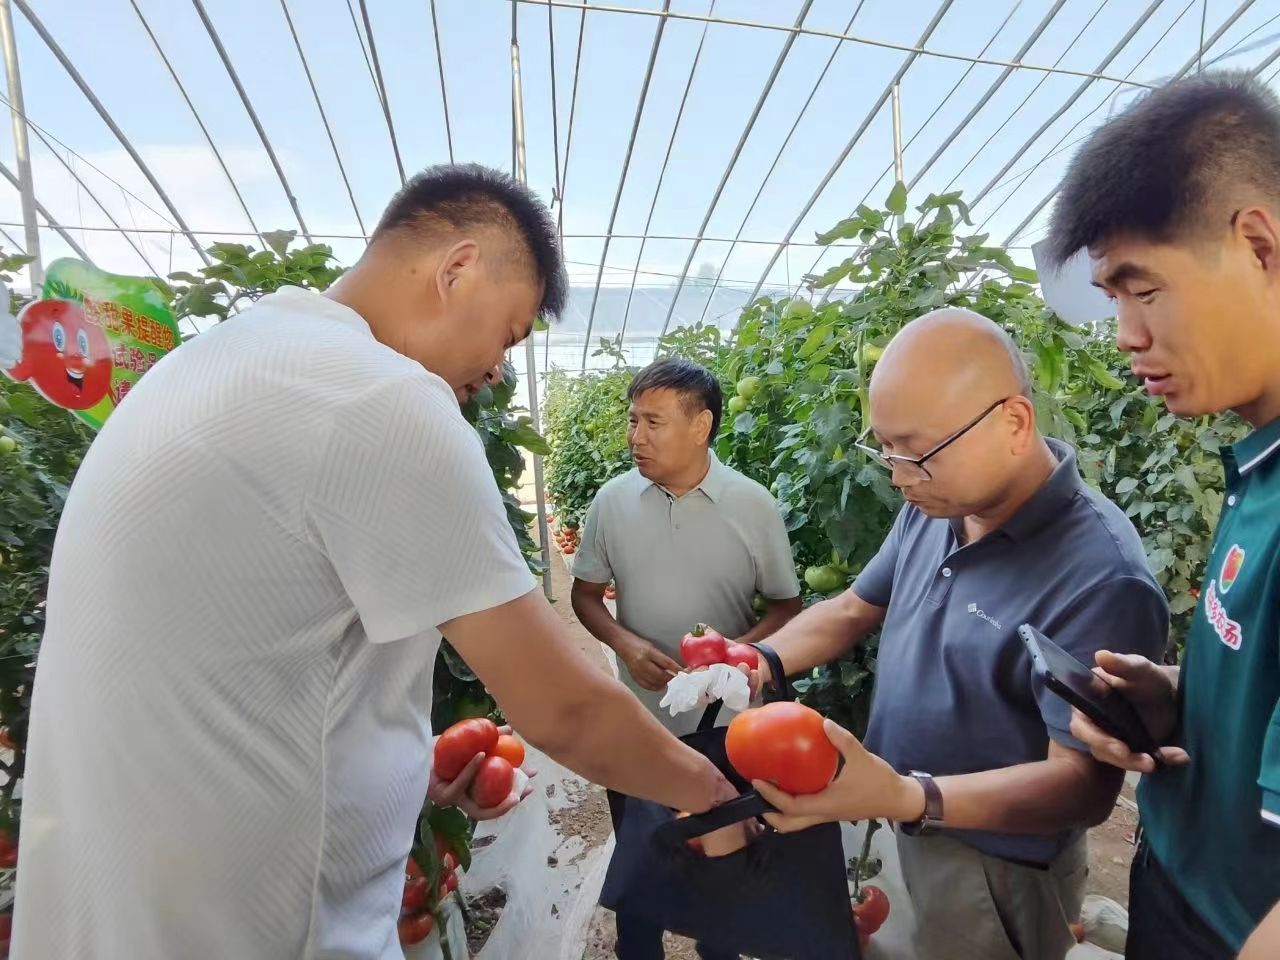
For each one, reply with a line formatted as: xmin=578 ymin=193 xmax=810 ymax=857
xmin=427 ymin=724 xmax=537 ymax=820
xmin=737 ymin=658 xmax=772 ymax=701
xmin=1068 ymin=651 xmax=1188 ymax=774
xmin=618 ymin=635 xmax=683 ymax=692
xmin=752 ymin=719 xmax=924 ymax=832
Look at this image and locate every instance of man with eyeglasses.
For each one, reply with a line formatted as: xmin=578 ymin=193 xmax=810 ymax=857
xmin=739 ymin=308 xmax=1169 ymax=960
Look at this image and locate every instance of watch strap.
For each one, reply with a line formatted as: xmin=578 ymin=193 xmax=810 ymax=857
xmin=899 ymin=770 xmax=943 ymax=836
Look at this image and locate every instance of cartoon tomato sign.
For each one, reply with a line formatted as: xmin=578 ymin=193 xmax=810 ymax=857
xmin=5 ymin=299 xmax=112 ymax=410
xmin=0 ymin=258 xmax=180 ymax=431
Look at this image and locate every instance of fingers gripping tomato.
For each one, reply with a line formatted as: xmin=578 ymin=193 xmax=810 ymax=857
xmin=433 ymin=718 xmax=499 ymax=780
xmin=680 ymin=624 xmax=727 ymax=668
xmin=469 ymin=756 xmax=515 ymax=809
xmin=725 ymin=702 xmax=839 ymax=795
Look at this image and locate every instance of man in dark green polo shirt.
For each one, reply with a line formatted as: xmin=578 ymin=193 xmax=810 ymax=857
xmin=1046 ymin=71 xmax=1280 ymax=959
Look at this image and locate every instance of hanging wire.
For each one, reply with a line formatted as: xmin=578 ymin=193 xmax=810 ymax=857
xmin=619 ymin=0 xmax=717 ymax=344
xmin=10 ymin=0 xmax=209 ymax=264
xmin=745 ymin=0 xmax=956 ymax=305
xmin=345 ymin=0 xmax=382 ymax=99
xmin=358 ymin=0 xmax=407 ymax=184
xmin=695 ymin=0 xmax=867 ymax=326
xmin=542 ymin=0 xmax=563 ymax=367
xmin=129 ymin=0 xmax=262 ymax=245
xmin=512 ymin=0 xmax=1159 ymax=88
xmin=279 ymin=0 xmax=366 ymax=236
xmin=428 ymin=0 xmax=455 ymax=164
xmin=578 ymin=0 xmax=672 ymax=368
xmin=0 ymin=160 xmax=89 ymax=261
xmin=1002 ymin=0 xmax=1262 ymax=247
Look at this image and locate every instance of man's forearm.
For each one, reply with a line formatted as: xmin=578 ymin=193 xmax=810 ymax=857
xmin=933 ymin=748 xmax=1123 ymax=834
xmin=1239 ymin=900 xmax=1280 ymax=960
xmin=759 ymin=590 xmax=879 ymax=679
xmin=736 ymin=597 xmax=803 ymax=647
xmin=572 ymin=587 xmax=645 ymax=654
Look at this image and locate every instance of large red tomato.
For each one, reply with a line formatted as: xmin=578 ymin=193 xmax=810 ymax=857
xmin=469 ymin=756 xmax=515 ymax=809
xmin=398 ymin=911 xmax=434 ymax=946
xmin=725 ymin=702 xmax=838 ymax=795
xmin=680 ymin=624 xmax=727 ymax=668
xmin=4 ymin=300 xmax=112 ymax=411
xmin=852 ymin=885 xmax=890 ymax=934
xmin=433 ymin=718 xmax=499 ymax=781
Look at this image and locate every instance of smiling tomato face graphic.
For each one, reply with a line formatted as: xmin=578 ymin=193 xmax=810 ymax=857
xmin=3 ymin=299 xmax=112 ymax=410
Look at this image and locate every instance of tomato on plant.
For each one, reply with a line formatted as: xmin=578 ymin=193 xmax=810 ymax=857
xmin=402 ymin=876 xmax=428 ymax=914
xmin=727 ymin=395 xmax=748 ymax=415
xmin=735 ymin=376 xmax=761 ymax=400
xmin=680 ymin=624 xmax=727 ymax=668
xmin=433 ymin=718 xmax=499 ymax=781
xmin=398 ymin=911 xmax=434 ymax=946
xmin=852 ymin=885 xmax=890 ymax=934
xmin=804 ymin=564 xmax=844 ymax=593
xmin=726 ymin=702 xmax=839 ymax=795
xmin=492 ymin=734 xmax=525 ymax=768
xmin=469 ymin=755 xmax=515 ymax=809
xmin=0 ymin=728 xmax=13 ymax=751
xmin=445 ymin=870 xmax=459 ymax=894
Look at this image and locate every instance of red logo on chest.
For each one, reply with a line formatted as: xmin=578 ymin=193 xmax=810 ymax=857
xmin=1204 ymin=580 xmax=1242 ymax=650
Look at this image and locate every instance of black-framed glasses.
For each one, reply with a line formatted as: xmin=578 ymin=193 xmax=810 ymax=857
xmin=854 ymin=397 xmax=1010 ymax=482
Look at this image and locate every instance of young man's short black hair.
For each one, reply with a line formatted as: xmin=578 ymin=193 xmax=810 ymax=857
xmin=373 ymin=162 xmax=568 ymax=320
xmin=1047 ymin=71 xmax=1280 ymax=268
xmin=628 ymin=357 xmax=723 ymax=443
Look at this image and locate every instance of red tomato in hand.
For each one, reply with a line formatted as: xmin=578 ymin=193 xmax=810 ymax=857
xmin=723 ymin=642 xmax=759 ymax=671
xmin=398 ymin=911 xmax=434 ymax=946
xmin=433 ymin=718 xmax=499 ymax=781
xmin=402 ymin=876 xmax=428 ymax=914
xmin=492 ymin=734 xmax=525 ymax=768
xmin=852 ymin=885 xmax=890 ymax=934
xmin=725 ymin=702 xmax=838 ymax=795
xmin=469 ymin=756 xmax=515 ymax=809
xmin=680 ymin=624 xmax=728 ymax=668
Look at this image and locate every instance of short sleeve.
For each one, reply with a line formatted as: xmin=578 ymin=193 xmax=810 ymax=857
xmin=306 ymin=375 xmax=534 ymax=643
xmin=1035 ymin=575 xmax=1170 ymax=751
xmin=569 ymin=489 xmax=613 ymax=585
xmin=753 ymin=494 xmax=801 ymax=599
xmin=1260 ymin=695 xmax=1280 ymax=829
xmin=853 ymin=507 xmax=909 ymax=607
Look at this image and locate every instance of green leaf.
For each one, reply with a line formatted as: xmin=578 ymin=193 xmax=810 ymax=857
xmin=1085 ymin=357 xmax=1126 ymax=391
xmin=260 ymin=230 xmax=297 ymax=258
xmin=797 ymin=322 xmax=834 ymax=359
xmin=1010 ymin=265 xmax=1039 ymax=283
xmin=734 ymin=412 xmax=756 ymax=434
xmin=1115 ymin=477 xmax=1139 ymax=495
xmin=886 ymin=181 xmax=908 ymax=216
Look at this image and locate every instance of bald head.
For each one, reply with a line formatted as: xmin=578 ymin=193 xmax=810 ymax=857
xmin=872 ymin=308 xmax=1031 ymax=408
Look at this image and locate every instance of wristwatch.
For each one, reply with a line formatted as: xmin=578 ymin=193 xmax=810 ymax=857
xmin=898 ymin=771 xmax=944 ymax=836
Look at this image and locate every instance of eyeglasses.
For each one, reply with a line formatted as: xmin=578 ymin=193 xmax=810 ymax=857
xmin=854 ymin=398 xmax=1011 ymax=482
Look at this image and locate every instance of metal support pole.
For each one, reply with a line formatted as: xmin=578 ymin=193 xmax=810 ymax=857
xmin=0 ymin=0 xmax=40 ymax=287
xmin=511 ymin=1 xmax=553 ymax=599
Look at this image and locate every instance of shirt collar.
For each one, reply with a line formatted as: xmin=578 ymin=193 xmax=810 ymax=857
xmin=949 ymin=438 xmax=1083 ymax=543
xmin=266 ymin=286 xmax=374 ymax=338
xmin=640 ymin=452 xmax=726 ymax=503
xmin=1230 ymin=416 xmax=1280 ymax=477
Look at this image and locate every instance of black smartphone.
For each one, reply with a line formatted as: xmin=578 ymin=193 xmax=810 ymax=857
xmin=1019 ymin=623 xmax=1161 ymax=759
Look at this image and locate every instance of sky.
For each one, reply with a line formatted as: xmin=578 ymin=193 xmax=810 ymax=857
xmin=3 ymin=0 xmax=1280 ymax=375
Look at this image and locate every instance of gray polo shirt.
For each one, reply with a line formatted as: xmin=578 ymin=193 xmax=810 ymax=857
xmin=573 ymin=453 xmax=801 ymax=735
xmin=854 ymin=439 xmax=1168 ymax=864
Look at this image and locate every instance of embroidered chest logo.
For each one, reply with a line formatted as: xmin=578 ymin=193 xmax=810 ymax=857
xmin=1219 ymin=544 xmax=1245 ymax=594
xmin=966 ymin=602 xmax=1003 ymax=630
xmin=1204 ymin=580 xmax=1243 ymax=651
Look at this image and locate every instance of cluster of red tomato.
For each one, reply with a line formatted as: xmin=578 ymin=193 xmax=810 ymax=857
xmin=433 ymin=719 xmax=525 ymax=810
xmin=678 ymin=623 xmax=759 ymax=672
xmin=397 ymin=836 xmax=460 ymax=948
xmin=0 ymin=828 xmax=15 ymax=957
xmin=851 ymin=884 xmax=890 ymax=951
xmin=550 ymin=516 xmax=579 ymax=556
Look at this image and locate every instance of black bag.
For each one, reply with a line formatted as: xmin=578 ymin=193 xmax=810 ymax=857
xmin=599 ymin=645 xmax=861 ymax=959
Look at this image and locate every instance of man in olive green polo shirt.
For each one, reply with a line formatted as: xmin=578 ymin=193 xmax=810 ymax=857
xmin=1047 ymin=71 xmax=1280 ymax=959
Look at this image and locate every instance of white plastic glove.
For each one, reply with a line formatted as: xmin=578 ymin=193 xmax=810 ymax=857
xmin=659 ymin=663 xmax=752 ymax=717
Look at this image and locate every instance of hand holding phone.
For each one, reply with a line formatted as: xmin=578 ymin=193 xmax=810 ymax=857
xmin=1020 ymin=624 xmax=1162 ymax=760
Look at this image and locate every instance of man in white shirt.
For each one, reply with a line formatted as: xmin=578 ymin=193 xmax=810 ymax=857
xmin=13 ymin=163 xmax=734 ymax=959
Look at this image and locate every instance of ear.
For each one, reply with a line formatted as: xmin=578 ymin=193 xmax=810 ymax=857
xmin=434 ymin=239 xmax=481 ymax=303
xmin=694 ymin=408 xmax=714 ymax=445
xmin=1006 ymin=396 xmax=1037 ymax=452
xmin=1235 ymin=206 xmax=1280 ymax=275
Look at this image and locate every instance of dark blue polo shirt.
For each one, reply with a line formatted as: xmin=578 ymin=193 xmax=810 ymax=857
xmin=854 ymin=440 xmax=1169 ymax=864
